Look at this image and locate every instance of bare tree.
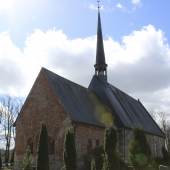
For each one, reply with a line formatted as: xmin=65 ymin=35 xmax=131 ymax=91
xmin=157 ymin=112 xmax=170 ymax=152
xmin=164 ymin=125 xmax=170 ymax=153
xmin=0 ymin=96 xmax=22 ymax=165
xmin=149 ymin=111 xmax=170 ymax=153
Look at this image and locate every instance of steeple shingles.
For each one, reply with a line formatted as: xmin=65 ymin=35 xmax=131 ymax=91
xmin=94 ymin=9 xmax=107 ymax=75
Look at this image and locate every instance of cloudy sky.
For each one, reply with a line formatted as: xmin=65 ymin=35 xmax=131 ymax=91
xmin=0 ymin=0 xmax=170 ymax=120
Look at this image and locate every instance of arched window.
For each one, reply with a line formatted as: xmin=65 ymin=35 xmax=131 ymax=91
xmin=27 ymin=138 xmax=33 ymax=154
xmin=35 ymin=134 xmax=40 ymax=153
xmin=48 ymin=136 xmax=55 ymax=155
xmin=118 ymin=129 xmax=124 ymax=159
xmin=87 ymin=139 xmax=92 ymax=153
xmin=96 ymin=139 xmax=100 ymax=146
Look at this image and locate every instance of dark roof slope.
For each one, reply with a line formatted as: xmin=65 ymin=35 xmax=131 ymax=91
xmin=89 ymin=75 xmax=164 ymax=137
xmin=44 ymin=68 xmax=163 ymax=137
xmin=43 ymin=68 xmax=114 ymax=128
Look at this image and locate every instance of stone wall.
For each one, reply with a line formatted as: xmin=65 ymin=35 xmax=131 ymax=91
xmin=124 ymin=129 xmax=165 ymax=162
xmin=147 ymin=134 xmax=165 ymax=158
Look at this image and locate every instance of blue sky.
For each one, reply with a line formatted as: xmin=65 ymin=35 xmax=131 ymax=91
xmin=0 ymin=0 xmax=170 ymax=121
xmin=0 ymin=0 xmax=170 ymax=46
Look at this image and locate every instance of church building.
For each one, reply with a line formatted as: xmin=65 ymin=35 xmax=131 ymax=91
xmin=14 ymin=8 xmax=165 ymax=170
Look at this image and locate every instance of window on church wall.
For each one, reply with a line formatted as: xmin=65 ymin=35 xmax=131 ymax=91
xmin=57 ymin=138 xmax=64 ymax=160
xmin=27 ymin=138 xmax=33 ymax=154
xmin=154 ymin=137 xmax=158 ymax=157
xmin=96 ymin=139 xmax=100 ymax=146
xmin=76 ymin=142 xmax=81 ymax=153
xmin=154 ymin=142 xmax=158 ymax=156
xmin=48 ymin=136 xmax=55 ymax=155
xmin=153 ymin=137 xmax=156 ymax=156
xmin=87 ymin=139 xmax=92 ymax=153
xmin=56 ymin=138 xmax=61 ymax=159
xmin=34 ymin=133 xmax=40 ymax=153
xmin=159 ymin=138 xmax=163 ymax=155
xmin=118 ymin=129 xmax=124 ymax=155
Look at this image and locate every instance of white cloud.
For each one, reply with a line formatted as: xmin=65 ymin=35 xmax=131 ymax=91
xmin=89 ymin=3 xmax=97 ymax=10
xmin=0 ymin=25 xmax=170 ymax=118
xmin=0 ymin=32 xmax=25 ymax=96
xmin=107 ymin=25 xmax=170 ymax=93
xmin=114 ymin=1 xmax=142 ymax=13
xmin=0 ymin=0 xmax=14 ymax=11
xmin=131 ymin=0 xmax=141 ymax=6
xmin=116 ymin=3 xmax=123 ymax=9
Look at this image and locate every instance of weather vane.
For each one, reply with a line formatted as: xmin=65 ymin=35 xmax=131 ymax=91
xmin=97 ymin=0 xmax=101 ymax=10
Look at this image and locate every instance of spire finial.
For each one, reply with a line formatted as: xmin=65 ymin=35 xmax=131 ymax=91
xmin=97 ymin=0 xmax=101 ymax=10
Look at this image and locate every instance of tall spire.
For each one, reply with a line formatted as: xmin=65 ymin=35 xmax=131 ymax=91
xmin=94 ymin=1 xmax=107 ymax=79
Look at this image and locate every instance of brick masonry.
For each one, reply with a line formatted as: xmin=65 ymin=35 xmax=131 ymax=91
xmin=75 ymin=122 xmax=104 ymax=157
xmin=14 ymin=69 xmax=70 ymax=170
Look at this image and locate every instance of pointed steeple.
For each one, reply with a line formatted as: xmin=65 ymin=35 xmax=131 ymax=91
xmin=94 ymin=5 xmax=107 ymax=78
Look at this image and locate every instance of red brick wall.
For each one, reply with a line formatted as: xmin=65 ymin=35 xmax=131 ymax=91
xmin=15 ymin=69 xmax=106 ymax=169
xmin=75 ymin=123 xmax=104 ymax=158
xmin=15 ymin=69 xmax=69 ymax=162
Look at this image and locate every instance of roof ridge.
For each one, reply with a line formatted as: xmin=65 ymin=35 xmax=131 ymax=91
xmin=108 ymin=83 xmax=138 ymax=102
xmin=42 ymin=67 xmax=88 ymax=90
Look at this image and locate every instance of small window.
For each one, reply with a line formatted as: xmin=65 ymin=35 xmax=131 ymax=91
xmin=88 ymin=139 xmax=92 ymax=146
xmin=48 ymin=137 xmax=55 ymax=155
xmin=35 ymin=134 xmax=39 ymax=152
xmin=96 ymin=139 xmax=100 ymax=146
xmin=27 ymin=138 xmax=33 ymax=154
xmin=87 ymin=139 xmax=92 ymax=152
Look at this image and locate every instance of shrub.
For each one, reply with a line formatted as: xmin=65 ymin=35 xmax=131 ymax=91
xmin=103 ymin=127 xmax=121 ymax=170
xmin=129 ymin=128 xmax=151 ymax=170
xmin=83 ymin=146 xmax=103 ymax=170
xmin=83 ymin=153 xmax=91 ymax=170
xmin=10 ymin=149 xmax=15 ymax=166
xmin=0 ymin=151 xmax=2 ymax=170
xmin=63 ymin=128 xmax=76 ymax=170
xmin=93 ymin=146 xmax=104 ymax=170
xmin=91 ymin=159 xmax=96 ymax=170
xmin=36 ymin=124 xmax=49 ymax=170
xmin=22 ymin=146 xmax=32 ymax=170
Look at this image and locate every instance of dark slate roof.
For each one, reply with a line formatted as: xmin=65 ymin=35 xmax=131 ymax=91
xmin=89 ymin=75 xmax=164 ymax=137
xmin=43 ymin=68 xmax=114 ymax=128
xmin=43 ymin=68 xmax=164 ymax=137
